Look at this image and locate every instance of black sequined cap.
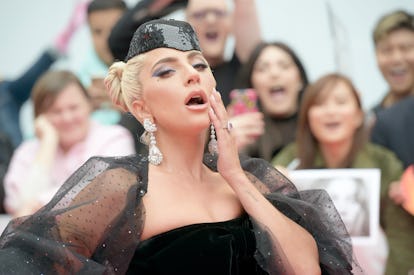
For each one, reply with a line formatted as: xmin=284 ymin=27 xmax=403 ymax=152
xmin=125 ymin=19 xmax=201 ymax=61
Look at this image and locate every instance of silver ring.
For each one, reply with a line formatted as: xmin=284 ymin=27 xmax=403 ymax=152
xmin=223 ymin=121 xmax=233 ymax=131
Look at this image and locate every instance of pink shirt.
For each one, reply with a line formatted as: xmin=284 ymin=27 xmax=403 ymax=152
xmin=4 ymin=121 xmax=136 ymax=214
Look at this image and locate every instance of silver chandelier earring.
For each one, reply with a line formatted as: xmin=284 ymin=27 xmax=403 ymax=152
xmin=143 ymin=118 xmax=163 ymax=165
xmin=208 ymin=124 xmax=218 ymax=155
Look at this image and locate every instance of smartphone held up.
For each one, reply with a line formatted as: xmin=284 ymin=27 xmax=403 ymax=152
xmin=227 ymin=88 xmax=258 ymax=116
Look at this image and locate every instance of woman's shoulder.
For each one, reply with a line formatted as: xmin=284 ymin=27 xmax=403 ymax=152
xmin=16 ymin=138 xmax=39 ymax=149
xmin=355 ymin=143 xmax=404 ymax=172
xmin=90 ymin=121 xmax=131 ymax=136
xmin=58 ymin=154 xmax=148 ymax=199
xmin=356 ymin=143 xmax=404 ymax=183
xmin=363 ymin=143 xmax=402 ymax=160
xmin=84 ymin=153 xmax=146 ymax=171
xmin=86 ymin=121 xmax=135 ymax=154
xmin=271 ymin=143 xmax=297 ymax=166
xmin=10 ymin=139 xmax=40 ymax=159
xmin=67 ymin=154 xmax=146 ymax=180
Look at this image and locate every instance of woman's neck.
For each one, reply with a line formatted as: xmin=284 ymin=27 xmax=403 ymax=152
xmin=153 ymin=131 xmax=209 ymax=182
xmin=319 ymin=139 xmax=353 ymax=168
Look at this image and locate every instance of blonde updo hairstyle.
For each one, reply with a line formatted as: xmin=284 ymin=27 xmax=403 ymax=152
xmin=104 ymin=54 xmax=146 ymax=113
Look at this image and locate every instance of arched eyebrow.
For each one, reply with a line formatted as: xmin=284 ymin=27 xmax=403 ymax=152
xmin=151 ymin=57 xmax=176 ymax=71
xmin=187 ymin=51 xmax=205 ymax=60
xmin=151 ymin=51 xmax=206 ymax=71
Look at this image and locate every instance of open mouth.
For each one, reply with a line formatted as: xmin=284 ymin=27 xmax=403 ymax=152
xmin=324 ymin=122 xmax=341 ymax=129
xmin=390 ymin=67 xmax=407 ymax=76
xmin=205 ymin=31 xmax=219 ymax=41
xmin=269 ymin=86 xmax=286 ymax=99
xmin=388 ymin=67 xmax=408 ymax=81
xmin=185 ymin=91 xmax=207 ymax=106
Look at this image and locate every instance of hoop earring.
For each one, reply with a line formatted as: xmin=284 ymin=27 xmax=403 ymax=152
xmin=208 ymin=124 xmax=218 ymax=155
xmin=143 ymin=118 xmax=163 ymax=165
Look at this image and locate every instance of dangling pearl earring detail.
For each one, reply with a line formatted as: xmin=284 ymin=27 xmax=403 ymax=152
xmin=143 ymin=118 xmax=163 ymax=165
xmin=208 ymin=124 xmax=218 ymax=155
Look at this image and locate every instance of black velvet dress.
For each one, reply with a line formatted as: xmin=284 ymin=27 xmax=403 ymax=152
xmin=0 ymin=154 xmax=361 ymax=274
xmin=128 ymin=214 xmax=268 ymax=275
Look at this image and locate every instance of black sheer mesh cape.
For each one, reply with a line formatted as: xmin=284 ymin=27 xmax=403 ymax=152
xmin=0 ymin=154 xmax=361 ymax=274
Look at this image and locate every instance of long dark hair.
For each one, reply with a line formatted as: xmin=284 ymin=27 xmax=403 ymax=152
xmin=236 ymin=41 xmax=309 ymax=104
xmin=87 ymin=0 xmax=127 ymax=15
xmin=297 ymin=73 xmax=368 ymax=169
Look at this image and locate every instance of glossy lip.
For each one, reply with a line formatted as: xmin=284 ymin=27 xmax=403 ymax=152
xmin=184 ymin=90 xmax=209 ymax=111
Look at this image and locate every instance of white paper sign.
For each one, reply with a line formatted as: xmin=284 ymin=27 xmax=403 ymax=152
xmin=288 ymin=169 xmax=381 ymax=245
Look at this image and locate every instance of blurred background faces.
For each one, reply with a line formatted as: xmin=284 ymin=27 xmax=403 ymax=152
xmin=0 ymin=0 xmax=413 ymax=110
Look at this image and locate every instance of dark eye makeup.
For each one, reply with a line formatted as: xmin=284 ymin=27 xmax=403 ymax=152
xmin=152 ymin=67 xmax=175 ymax=77
xmin=193 ymin=63 xmax=208 ymax=70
